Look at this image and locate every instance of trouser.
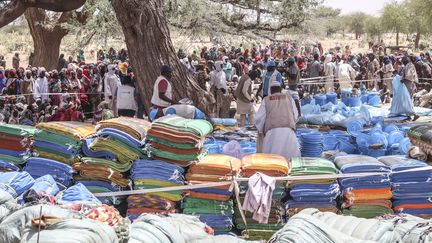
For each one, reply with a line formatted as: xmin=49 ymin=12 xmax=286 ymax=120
xmin=118 ymin=109 xmax=136 ymax=117
xmin=256 ymin=133 xmax=264 ymax=153
xmin=239 ymin=113 xmax=255 ymax=127
xmin=384 ymin=78 xmax=393 ymax=95
xmin=404 ymin=80 xmax=415 ymax=97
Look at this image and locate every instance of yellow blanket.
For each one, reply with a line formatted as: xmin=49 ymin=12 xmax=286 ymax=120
xmin=36 ymin=122 xmax=96 ymax=140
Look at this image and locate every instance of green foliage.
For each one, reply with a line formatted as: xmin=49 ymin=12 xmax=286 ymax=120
xmin=365 ymin=16 xmax=382 ymax=40
xmin=381 ymin=1 xmax=408 ymax=35
xmin=346 ymin=12 xmax=368 ymax=39
xmin=63 ymin=0 xmax=123 ymax=54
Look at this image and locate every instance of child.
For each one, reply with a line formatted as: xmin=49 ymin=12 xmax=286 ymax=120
xmin=93 ymin=101 xmax=114 ymax=124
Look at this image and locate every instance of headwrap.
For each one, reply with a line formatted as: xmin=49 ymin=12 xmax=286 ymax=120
xmin=118 ymin=62 xmax=128 ymax=75
xmin=107 ymin=64 xmax=116 ymax=75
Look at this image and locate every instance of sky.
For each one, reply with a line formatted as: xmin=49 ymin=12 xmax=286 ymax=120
xmin=323 ymin=0 xmax=400 ymax=16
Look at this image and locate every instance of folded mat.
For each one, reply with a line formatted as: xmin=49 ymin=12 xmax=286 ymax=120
xmin=188 ymin=154 xmax=241 ymax=176
xmin=241 ymin=153 xmax=290 ymax=177
xmin=148 ymin=146 xmax=206 ymax=163
xmin=80 ymin=157 xmax=132 ymax=173
xmin=32 ymin=140 xmax=80 ymax=156
xmin=0 ymin=171 xmax=34 ymax=198
xmin=152 ymin=115 xmax=213 ymax=137
xmin=82 ymin=139 xmax=116 ymax=160
xmin=97 ymin=117 xmax=152 ymax=140
xmin=182 ymin=197 xmax=233 ymax=215
xmin=289 ymin=182 xmax=340 ymax=201
xmin=33 ymin=129 xmax=82 ymax=148
xmin=36 ymin=121 xmax=96 ymax=140
xmin=131 ymin=159 xmax=185 ymax=183
xmin=72 ymin=163 xmax=129 ymax=187
xmin=24 ymin=157 xmax=74 ymax=187
xmin=90 ymin=136 xmax=146 ymax=164
xmin=127 ymin=194 xmax=177 ymax=212
xmin=97 ymin=128 xmax=145 ymax=147
xmin=333 ymin=155 xmax=383 ymax=169
xmin=290 ymin=157 xmax=338 ymax=175
xmin=0 ymin=124 xmax=36 ymax=138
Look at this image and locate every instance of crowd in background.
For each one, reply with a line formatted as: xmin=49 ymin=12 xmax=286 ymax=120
xmin=0 ymin=40 xmax=431 ymax=125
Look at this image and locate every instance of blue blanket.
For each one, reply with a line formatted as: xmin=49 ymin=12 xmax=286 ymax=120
xmin=61 ymin=183 xmax=100 ymax=203
xmin=0 ymin=171 xmax=34 ymax=198
xmin=24 ymin=157 xmax=74 ymax=187
xmin=82 ymin=139 xmax=116 ymax=160
xmin=97 ymin=128 xmax=145 ymax=147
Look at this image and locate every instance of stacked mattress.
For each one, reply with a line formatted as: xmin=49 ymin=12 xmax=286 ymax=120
xmin=237 ymin=154 xmax=289 ymax=240
xmin=184 ymin=154 xmax=240 ymax=234
xmin=34 ymin=122 xmax=96 ymax=164
xmin=379 ymin=155 xmax=432 ymax=218
xmin=127 ymin=159 xmax=185 ymax=220
xmin=335 ymin=155 xmax=393 ymax=218
xmin=286 ymin=157 xmax=340 ymax=218
xmin=146 ymin=115 xmax=213 ymax=166
xmin=0 ymin=124 xmax=35 ymax=171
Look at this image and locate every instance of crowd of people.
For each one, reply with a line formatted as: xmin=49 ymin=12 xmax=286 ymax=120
xmin=0 ymin=48 xmax=144 ymax=126
xmin=0 ymin=41 xmax=431 ymax=128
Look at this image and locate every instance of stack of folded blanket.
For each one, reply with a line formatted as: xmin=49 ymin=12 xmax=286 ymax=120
xmin=96 ymin=117 xmax=151 ymax=141
xmin=241 ymin=153 xmax=290 ymax=177
xmin=79 ymin=180 xmax=123 ymax=205
xmin=87 ymin=128 xmax=148 ymax=164
xmin=184 ymin=154 xmax=240 ymax=234
xmin=146 ymin=115 xmax=213 ymax=166
xmin=286 ymin=157 xmax=340 ymax=218
xmin=334 ymin=155 xmax=393 ymax=218
xmin=210 ymin=118 xmax=238 ymax=131
xmin=379 ymin=155 xmax=432 ymax=218
xmin=73 ymin=157 xmax=130 ymax=188
xmin=127 ymin=159 xmax=185 ymax=220
xmin=407 ymin=125 xmax=432 ymax=156
xmin=33 ymin=122 xmax=96 ymax=164
xmin=24 ymin=157 xmax=74 ymax=190
xmin=0 ymin=124 xmax=35 ymax=171
xmin=236 ymin=153 xmax=289 ymax=240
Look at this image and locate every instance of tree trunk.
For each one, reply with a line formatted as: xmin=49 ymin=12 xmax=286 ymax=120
xmin=25 ymin=8 xmax=71 ymax=70
xmin=396 ymin=31 xmax=399 ymax=46
xmin=415 ymin=31 xmax=421 ymax=50
xmin=111 ymin=0 xmax=214 ymax=114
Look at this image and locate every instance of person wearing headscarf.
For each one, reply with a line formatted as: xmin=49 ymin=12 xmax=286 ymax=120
xmin=336 ymin=54 xmax=356 ymax=89
xmin=33 ymin=67 xmax=49 ymax=102
xmin=235 ymin=70 xmax=258 ymax=126
xmin=21 ymin=70 xmax=34 ymax=105
xmin=0 ymin=67 xmax=6 ymax=93
xmin=324 ymin=54 xmax=336 ymax=92
xmin=378 ymin=56 xmax=395 ymax=96
xmin=114 ymin=75 xmax=138 ymax=117
xmin=104 ymin=64 xmax=120 ymax=116
xmin=210 ymin=60 xmax=229 ymax=117
xmin=5 ymin=68 xmax=20 ymax=96
xmin=49 ymin=70 xmax=62 ymax=107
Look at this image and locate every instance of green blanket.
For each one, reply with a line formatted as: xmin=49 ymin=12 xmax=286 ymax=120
xmin=342 ymin=205 xmax=393 ymax=219
xmin=290 ymin=157 xmax=338 ymax=175
xmin=0 ymin=154 xmax=26 ymax=165
xmin=153 ymin=115 xmax=213 ymax=137
xmin=148 ymin=146 xmax=206 ymax=162
xmin=0 ymin=124 xmax=36 ymax=137
xmin=182 ymin=198 xmax=234 ymax=215
xmin=34 ymin=130 xmax=82 ymax=148
xmin=146 ymin=135 xmax=197 ymax=149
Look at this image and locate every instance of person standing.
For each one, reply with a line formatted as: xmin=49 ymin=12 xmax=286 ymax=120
xmin=235 ymin=70 xmax=258 ymax=126
xmin=33 ymin=68 xmax=49 ymax=102
xmin=336 ymin=55 xmax=356 ymax=89
xmin=286 ymin=57 xmax=300 ymax=91
xmin=324 ymin=54 xmax=336 ymax=92
xmin=12 ymin=53 xmax=20 ymax=70
xmin=151 ymin=65 xmax=176 ymax=120
xmin=58 ymin=54 xmax=67 ymax=71
xmin=21 ymin=70 xmax=34 ymax=105
xmin=114 ymin=75 xmax=138 ymax=117
xmin=380 ymin=56 xmax=395 ymax=96
xmin=401 ymin=56 xmax=418 ymax=97
xmin=210 ymin=60 xmax=229 ymax=118
xmin=222 ymin=56 xmax=233 ymax=81
xmin=104 ymin=64 xmax=120 ymax=116
xmin=308 ymin=53 xmax=322 ymax=93
xmin=255 ymin=81 xmax=301 ymax=160
xmin=259 ymin=60 xmax=283 ymax=98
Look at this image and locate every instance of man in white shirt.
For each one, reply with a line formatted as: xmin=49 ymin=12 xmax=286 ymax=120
xmin=104 ymin=64 xmax=120 ymax=116
xmin=33 ymin=67 xmax=48 ymax=102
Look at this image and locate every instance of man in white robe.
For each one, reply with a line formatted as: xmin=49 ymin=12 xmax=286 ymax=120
xmin=255 ymin=81 xmax=301 ymax=160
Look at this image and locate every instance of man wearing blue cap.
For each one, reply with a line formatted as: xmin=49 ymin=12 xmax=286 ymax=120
xmin=258 ymin=59 xmax=284 ymax=98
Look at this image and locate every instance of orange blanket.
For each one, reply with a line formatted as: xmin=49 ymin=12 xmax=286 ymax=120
xmin=344 ymin=188 xmax=393 ymax=201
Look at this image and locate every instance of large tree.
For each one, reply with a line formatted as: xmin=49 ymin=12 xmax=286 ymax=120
xmin=0 ymin=0 xmax=85 ymax=28
xmin=381 ymin=1 xmax=408 ymax=46
xmin=347 ymin=12 xmax=367 ymax=39
xmin=406 ymin=0 xmax=431 ymax=49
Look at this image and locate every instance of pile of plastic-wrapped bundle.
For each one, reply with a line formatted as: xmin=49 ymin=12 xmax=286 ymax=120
xmin=146 ymin=115 xmax=213 ymax=166
xmin=127 ymin=159 xmax=185 ymax=220
xmin=286 ymin=157 xmax=340 ymax=218
xmin=407 ymin=124 xmax=432 ymax=156
xmin=379 ymin=155 xmax=432 ymax=218
xmin=334 ymin=155 xmax=393 ymax=218
xmin=24 ymin=157 xmax=73 ymax=191
xmin=236 ymin=154 xmax=289 ymax=241
xmin=183 ymin=154 xmax=240 ymax=234
xmin=33 ymin=122 xmax=95 ymax=164
xmin=0 ymin=124 xmax=35 ymax=172
xmin=269 ymin=208 xmax=432 ymax=243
